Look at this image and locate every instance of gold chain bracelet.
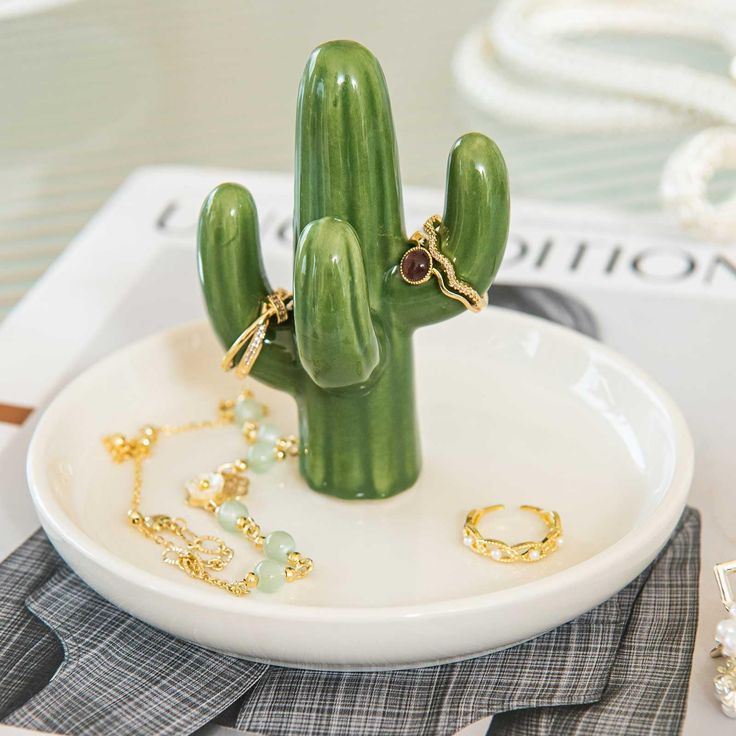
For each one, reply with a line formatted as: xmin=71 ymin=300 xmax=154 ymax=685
xmin=103 ymin=391 xmax=313 ymax=596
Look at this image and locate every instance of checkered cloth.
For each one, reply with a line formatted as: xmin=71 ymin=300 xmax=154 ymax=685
xmin=0 ymin=509 xmax=699 ymax=736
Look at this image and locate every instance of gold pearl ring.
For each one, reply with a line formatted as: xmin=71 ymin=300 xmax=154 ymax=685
xmin=399 ymin=215 xmax=488 ymax=313
xmin=221 ymin=288 xmax=292 ymax=379
xmin=463 ymin=504 xmax=563 ymax=562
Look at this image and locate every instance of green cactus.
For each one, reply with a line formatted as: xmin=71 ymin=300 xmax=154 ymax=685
xmin=198 ymin=40 xmax=509 ymax=500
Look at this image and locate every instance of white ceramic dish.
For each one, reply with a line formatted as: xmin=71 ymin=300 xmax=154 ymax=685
xmin=27 ymin=309 xmax=693 ymax=670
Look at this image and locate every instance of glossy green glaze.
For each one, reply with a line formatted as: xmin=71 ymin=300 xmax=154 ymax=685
xmin=198 ymin=40 xmax=509 ymax=499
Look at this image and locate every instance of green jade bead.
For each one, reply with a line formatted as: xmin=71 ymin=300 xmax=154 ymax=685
xmin=254 ymin=559 xmax=286 ymax=593
xmin=264 ymin=530 xmax=295 ymax=563
xmin=216 ymin=499 xmax=249 ymax=532
xmin=235 ymin=397 xmax=265 ymax=426
xmin=248 ymin=441 xmax=276 ymax=473
xmin=256 ymin=422 xmax=281 ymax=444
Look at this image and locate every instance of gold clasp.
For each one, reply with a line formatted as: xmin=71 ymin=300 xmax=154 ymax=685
xmin=103 ymin=425 xmax=159 ymax=463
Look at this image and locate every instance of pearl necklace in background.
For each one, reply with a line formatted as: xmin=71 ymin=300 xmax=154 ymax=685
xmin=453 ymin=0 xmax=736 ymax=242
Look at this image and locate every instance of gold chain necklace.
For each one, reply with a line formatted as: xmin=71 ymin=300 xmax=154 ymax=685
xmin=102 ymin=391 xmax=313 ymax=596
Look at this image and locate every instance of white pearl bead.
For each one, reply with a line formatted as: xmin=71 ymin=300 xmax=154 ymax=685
xmin=490 ymin=549 xmax=502 ymax=560
xmin=716 ymin=619 xmax=736 ymax=657
xmin=724 ymin=641 xmax=736 ymax=658
xmin=716 ymin=618 xmax=736 ymax=640
xmin=529 ymin=549 xmax=541 ymax=561
xmin=463 ymin=536 xmax=473 ymax=547
xmin=556 ymin=536 xmax=564 ymax=547
xmin=722 ymin=704 xmax=736 ymax=719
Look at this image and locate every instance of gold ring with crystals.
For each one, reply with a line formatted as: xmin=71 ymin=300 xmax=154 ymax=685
xmin=221 ymin=289 xmax=293 ymax=379
xmin=399 ymin=215 xmax=488 ymax=313
xmin=463 ymin=504 xmax=563 ymax=562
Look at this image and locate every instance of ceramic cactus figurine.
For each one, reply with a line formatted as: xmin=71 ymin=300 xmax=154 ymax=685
xmin=198 ymin=40 xmax=509 ymax=500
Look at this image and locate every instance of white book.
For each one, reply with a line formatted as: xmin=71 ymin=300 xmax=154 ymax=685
xmin=0 ymin=166 xmax=734 ymax=733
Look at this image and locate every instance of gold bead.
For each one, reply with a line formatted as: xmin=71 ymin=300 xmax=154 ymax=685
xmin=218 ymin=399 xmax=235 ymax=422
xmin=128 ymin=510 xmax=143 ymax=526
xmin=245 ymin=572 xmax=259 ymax=589
xmin=104 ymin=433 xmax=132 ymax=462
xmin=242 ymin=423 xmax=258 ymax=444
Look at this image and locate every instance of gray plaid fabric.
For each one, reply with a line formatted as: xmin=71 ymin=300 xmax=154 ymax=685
xmin=2 ymin=534 xmax=267 ymax=735
xmin=235 ymin=509 xmax=700 ymax=736
xmin=1 ymin=509 xmax=699 ymax=736
xmin=0 ymin=531 xmax=63 ymax=719
xmin=488 ymin=505 xmax=700 ymax=735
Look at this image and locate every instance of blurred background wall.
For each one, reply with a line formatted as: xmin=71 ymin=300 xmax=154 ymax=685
xmin=1 ymin=0 xmax=732 ymax=319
